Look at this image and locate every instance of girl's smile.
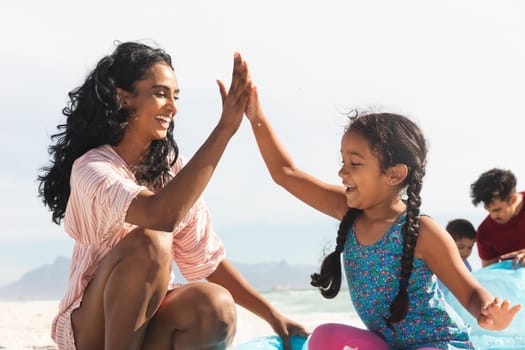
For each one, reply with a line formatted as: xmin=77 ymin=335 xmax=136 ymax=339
xmin=338 ymin=132 xmax=391 ymax=210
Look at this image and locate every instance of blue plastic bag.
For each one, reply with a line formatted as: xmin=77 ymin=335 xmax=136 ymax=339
xmin=445 ymin=261 xmax=525 ymax=349
xmin=232 ymin=335 xmax=308 ymax=350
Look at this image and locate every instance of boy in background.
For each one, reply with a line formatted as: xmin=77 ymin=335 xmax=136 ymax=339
xmin=446 ymin=219 xmax=477 ymax=272
xmin=438 ymin=219 xmax=476 ymax=294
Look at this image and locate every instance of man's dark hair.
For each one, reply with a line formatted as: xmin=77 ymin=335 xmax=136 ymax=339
xmin=470 ymin=168 xmax=516 ymax=206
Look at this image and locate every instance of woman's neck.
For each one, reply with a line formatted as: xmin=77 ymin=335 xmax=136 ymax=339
xmin=113 ymin=136 xmax=150 ymax=168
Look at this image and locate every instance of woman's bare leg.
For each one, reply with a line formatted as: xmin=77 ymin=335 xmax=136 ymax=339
xmin=71 ymin=228 xmax=173 ymax=350
xmin=142 ymin=282 xmax=237 ymax=350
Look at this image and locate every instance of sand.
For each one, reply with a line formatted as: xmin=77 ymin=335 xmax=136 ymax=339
xmin=0 ymin=300 xmax=361 ymax=349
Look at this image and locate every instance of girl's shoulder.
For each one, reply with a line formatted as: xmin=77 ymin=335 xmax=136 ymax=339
xmin=417 ymin=215 xmax=449 ymax=241
xmin=415 ymin=215 xmax=455 ymax=258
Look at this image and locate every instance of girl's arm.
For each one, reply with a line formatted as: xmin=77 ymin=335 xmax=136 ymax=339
xmin=243 ymin=85 xmax=348 ymax=220
xmin=416 ymin=216 xmax=521 ymax=330
xmin=126 ymin=53 xmax=251 ymax=232
xmin=207 ymin=259 xmax=308 ymax=350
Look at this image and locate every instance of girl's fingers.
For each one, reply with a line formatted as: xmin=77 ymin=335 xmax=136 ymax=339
xmin=500 ymin=299 xmax=510 ymax=311
xmin=493 ymin=297 xmax=502 ymax=307
xmin=216 ymin=80 xmax=227 ymax=105
xmin=510 ymin=304 xmax=522 ymax=315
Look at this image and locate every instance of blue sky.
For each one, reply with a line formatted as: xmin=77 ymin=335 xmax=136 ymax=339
xmin=1 ymin=0 xmax=524 ymax=286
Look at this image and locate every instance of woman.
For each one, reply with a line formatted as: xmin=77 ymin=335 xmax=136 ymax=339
xmin=38 ymin=41 xmax=305 ymax=350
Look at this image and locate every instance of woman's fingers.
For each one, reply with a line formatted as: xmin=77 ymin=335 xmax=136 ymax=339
xmin=228 ymin=52 xmax=249 ymax=98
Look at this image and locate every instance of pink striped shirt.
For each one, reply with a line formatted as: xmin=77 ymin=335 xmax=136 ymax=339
xmin=51 ymin=145 xmax=225 ymax=349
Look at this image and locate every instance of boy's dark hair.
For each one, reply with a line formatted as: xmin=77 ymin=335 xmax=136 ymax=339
xmin=311 ymin=111 xmax=427 ymax=327
xmin=446 ymin=219 xmax=476 ymax=241
xmin=470 ymin=168 xmax=516 ymax=206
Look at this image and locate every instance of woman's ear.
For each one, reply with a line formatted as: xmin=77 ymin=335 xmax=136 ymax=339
xmin=116 ymin=87 xmax=131 ymax=107
xmin=386 ymin=164 xmax=409 ymax=186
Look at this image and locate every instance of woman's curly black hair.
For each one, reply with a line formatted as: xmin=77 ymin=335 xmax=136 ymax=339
xmin=38 ymin=41 xmax=179 ymax=224
xmin=311 ymin=111 xmax=427 ymax=327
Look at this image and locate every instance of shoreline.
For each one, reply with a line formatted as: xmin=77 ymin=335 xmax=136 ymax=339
xmin=0 ymin=294 xmax=362 ymax=349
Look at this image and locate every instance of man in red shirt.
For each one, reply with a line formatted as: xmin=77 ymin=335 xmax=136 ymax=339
xmin=470 ymin=168 xmax=525 ymax=268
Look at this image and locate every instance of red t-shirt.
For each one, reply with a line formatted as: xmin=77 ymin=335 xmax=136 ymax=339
xmin=477 ymin=192 xmax=525 ymax=261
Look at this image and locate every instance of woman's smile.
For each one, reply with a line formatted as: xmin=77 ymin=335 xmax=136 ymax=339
xmin=154 ymin=115 xmax=173 ymax=129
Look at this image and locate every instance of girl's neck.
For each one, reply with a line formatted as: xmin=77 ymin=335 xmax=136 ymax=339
xmin=354 ymin=198 xmax=406 ymax=246
xmin=361 ymin=198 xmax=406 ymax=222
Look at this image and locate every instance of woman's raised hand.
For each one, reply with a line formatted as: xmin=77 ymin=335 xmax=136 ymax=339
xmin=216 ymin=52 xmax=252 ymax=133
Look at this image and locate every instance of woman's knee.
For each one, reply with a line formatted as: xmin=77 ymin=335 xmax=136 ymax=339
xmin=194 ymin=283 xmax=237 ymax=339
xmin=173 ymin=283 xmax=237 ymax=344
xmin=118 ymin=227 xmax=173 ymax=274
xmin=148 ymin=283 xmax=237 ymax=348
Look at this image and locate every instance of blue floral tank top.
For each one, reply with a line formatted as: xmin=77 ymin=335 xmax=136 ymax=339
xmin=343 ymin=213 xmax=475 ymax=350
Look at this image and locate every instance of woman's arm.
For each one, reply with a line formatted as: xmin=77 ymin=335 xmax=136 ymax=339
xmin=207 ymin=259 xmax=308 ymax=350
xmin=126 ymin=53 xmax=251 ymax=231
xmin=417 ymin=216 xmax=521 ymax=330
xmin=244 ymin=86 xmax=348 ymax=220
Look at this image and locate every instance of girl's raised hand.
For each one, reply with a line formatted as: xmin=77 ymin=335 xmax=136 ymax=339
xmin=478 ymin=297 xmax=521 ymax=330
xmin=216 ymin=52 xmax=252 ymax=133
xmin=244 ymin=83 xmax=262 ymax=123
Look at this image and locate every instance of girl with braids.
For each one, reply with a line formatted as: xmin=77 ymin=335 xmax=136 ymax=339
xmin=244 ymin=85 xmax=520 ymax=349
xmin=38 ymin=41 xmax=306 ymax=350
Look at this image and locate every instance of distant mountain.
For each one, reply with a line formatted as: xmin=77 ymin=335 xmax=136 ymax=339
xmin=232 ymin=260 xmax=318 ymax=291
xmin=0 ymin=256 xmax=70 ymax=301
xmin=0 ymin=257 xmax=320 ymax=301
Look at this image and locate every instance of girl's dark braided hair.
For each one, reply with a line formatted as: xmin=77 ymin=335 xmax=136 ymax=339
xmin=311 ymin=111 xmax=427 ymax=326
xmin=38 ymin=41 xmax=178 ymax=224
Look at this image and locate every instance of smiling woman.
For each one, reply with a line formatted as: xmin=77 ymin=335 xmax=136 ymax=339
xmin=36 ymin=41 xmax=307 ymax=350
xmin=114 ymin=63 xmax=180 ymax=160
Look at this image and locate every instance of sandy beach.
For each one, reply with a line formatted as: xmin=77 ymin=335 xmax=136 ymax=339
xmin=0 ymin=291 xmax=362 ymax=349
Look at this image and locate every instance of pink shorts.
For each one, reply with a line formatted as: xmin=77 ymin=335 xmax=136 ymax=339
xmin=307 ymin=323 xmax=441 ymax=350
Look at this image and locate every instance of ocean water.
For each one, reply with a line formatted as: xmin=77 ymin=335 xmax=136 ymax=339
xmin=233 ymin=289 xmax=364 ymax=346
xmin=260 ymin=288 xmax=357 ymax=315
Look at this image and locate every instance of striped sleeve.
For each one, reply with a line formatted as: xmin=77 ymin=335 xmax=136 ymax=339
xmin=171 ymin=197 xmax=225 ymax=281
xmin=67 ymin=155 xmax=145 ymax=242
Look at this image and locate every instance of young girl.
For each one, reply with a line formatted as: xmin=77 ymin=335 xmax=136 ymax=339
xmin=38 ymin=42 xmax=306 ymax=350
xmin=242 ymin=85 xmax=521 ymax=349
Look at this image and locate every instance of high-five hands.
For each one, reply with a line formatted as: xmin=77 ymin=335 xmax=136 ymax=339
xmin=216 ymin=52 xmax=252 ymax=133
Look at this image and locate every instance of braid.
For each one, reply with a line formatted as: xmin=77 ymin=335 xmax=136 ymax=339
xmin=311 ymin=208 xmax=362 ymax=298
xmin=385 ymin=167 xmax=425 ymax=325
